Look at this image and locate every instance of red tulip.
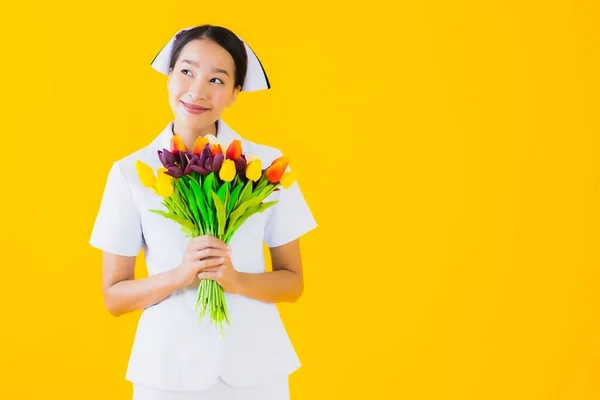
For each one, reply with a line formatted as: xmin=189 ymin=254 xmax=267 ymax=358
xmin=170 ymin=135 xmax=186 ymax=154
xmin=266 ymin=156 xmax=289 ymax=183
xmin=226 ymin=140 xmax=242 ymax=161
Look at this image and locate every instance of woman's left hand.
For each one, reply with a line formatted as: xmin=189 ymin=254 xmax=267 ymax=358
xmin=196 ymin=249 xmax=243 ymax=294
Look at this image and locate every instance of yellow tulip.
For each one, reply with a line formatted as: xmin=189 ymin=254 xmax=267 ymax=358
xmin=280 ymin=172 xmax=295 ymax=189
xmin=154 ymin=169 xmax=174 ymax=197
xmin=219 ymin=159 xmax=236 ymax=182
xmin=135 ymin=160 xmax=156 ymax=188
xmin=245 ymin=159 xmax=262 ymax=182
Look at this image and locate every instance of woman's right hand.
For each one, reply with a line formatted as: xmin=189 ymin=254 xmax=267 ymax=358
xmin=172 ymin=235 xmax=231 ymax=288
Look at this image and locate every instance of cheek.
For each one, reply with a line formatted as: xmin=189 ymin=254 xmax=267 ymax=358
xmin=168 ymin=76 xmax=187 ymax=99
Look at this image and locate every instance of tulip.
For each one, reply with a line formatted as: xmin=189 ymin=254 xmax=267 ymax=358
xmin=135 ymin=160 xmax=156 ymax=188
xmin=190 ymin=164 xmax=210 ymax=175
xmin=212 ymin=153 xmax=224 ymax=172
xmin=158 ymin=149 xmax=176 ymax=167
xmin=184 ymin=155 xmax=199 ymax=175
xmin=154 ymin=169 xmax=174 ymax=197
xmin=205 ymin=134 xmax=219 ymax=144
xmin=280 ymin=172 xmax=295 ymax=189
xmin=170 ymin=135 xmax=186 ymax=154
xmin=193 ymin=137 xmax=209 ymax=156
xmin=219 ymin=159 xmax=236 ymax=182
xmin=245 ymin=159 xmax=262 ymax=182
xmin=166 ymin=165 xmax=184 ymax=178
xmin=226 ymin=140 xmax=242 ymax=161
xmin=235 ymin=156 xmax=247 ymax=174
xmin=266 ymin=156 xmax=289 ymax=183
xmin=211 ymin=143 xmax=223 ymax=158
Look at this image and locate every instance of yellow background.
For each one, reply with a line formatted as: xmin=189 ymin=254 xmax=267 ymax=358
xmin=1 ymin=1 xmax=599 ymax=398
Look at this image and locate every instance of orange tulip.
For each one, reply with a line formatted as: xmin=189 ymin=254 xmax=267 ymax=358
xmin=211 ymin=143 xmax=223 ymax=157
xmin=193 ymin=137 xmax=209 ymax=156
xmin=226 ymin=139 xmax=242 ymax=161
xmin=266 ymin=156 xmax=289 ymax=183
xmin=170 ymin=135 xmax=186 ymax=153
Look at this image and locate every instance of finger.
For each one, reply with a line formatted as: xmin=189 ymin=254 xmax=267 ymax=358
xmin=195 ymin=247 xmax=230 ymax=260
xmin=191 ymin=236 xmax=229 ymax=251
xmin=198 ymin=266 xmax=220 ymax=274
xmin=197 ymin=271 xmax=219 ymax=281
xmin=194 ymin=257 xmax=225 ymax=272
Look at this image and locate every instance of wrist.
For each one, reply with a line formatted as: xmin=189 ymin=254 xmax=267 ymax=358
xmin=167 ymin=266 xmax=185 ymax=290
xmin=233 ymin=271 xmax=246 ymax=295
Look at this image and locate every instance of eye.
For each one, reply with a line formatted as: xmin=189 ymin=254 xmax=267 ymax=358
xmin=181 ymin=69 xmax=192 ymax=76
xmin=211 ymin=78 xmax=224 ymax=84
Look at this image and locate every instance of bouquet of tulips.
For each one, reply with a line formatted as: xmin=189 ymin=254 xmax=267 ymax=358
xmin=135 ymin=132 xmax=294 ymax=336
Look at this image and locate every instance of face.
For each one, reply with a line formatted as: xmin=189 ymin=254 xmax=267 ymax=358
xmin=167 ymin=38 xmax=241 ymax=131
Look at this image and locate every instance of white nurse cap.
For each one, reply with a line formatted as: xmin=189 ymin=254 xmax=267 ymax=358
xmin=150 ymin=26 xmax=271 ymax=92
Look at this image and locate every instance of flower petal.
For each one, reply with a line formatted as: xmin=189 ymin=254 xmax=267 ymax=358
xmin=184 ymin=155 xmax=199 ymax=175
xmin=193 ymin=137 xmax=209 ymax=156
xmin=210 ymin=144 xmax=223 ymax=158
xmin=235 ymin=156 xmax=247 ymax=174
xmin=190 ymin=165 xmax=210 ymax=175
xmin=245 ymin=159 xmax=262 ymax=182
xmin=135 ymin=160 xmax=156 ymax=188
xmin=166 ymin=165 xmax=184 ymax=178
xmin=155 ymin=170 xmax=174 ymax=197
xmin=266 ymin=156 xmax=289 ymax=183
xmin=170 ymin=135 xmax=186 ymax=153
xmin=226 ymin=139 xmax=242 ymax=161
xmin=212 ymin=153 xmax=224 ymax=172
xmin=219 ymin=159 xmax=236 ymax=182
xmin=280 ymin=172 xmax=295 ymax=189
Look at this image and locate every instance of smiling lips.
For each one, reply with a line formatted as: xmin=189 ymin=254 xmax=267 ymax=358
xmin=181 ymin=101 xmax=210 ymax=114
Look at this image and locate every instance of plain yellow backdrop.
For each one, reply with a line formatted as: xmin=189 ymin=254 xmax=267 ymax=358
xmin=1 ymin=0 xmax=599 ymax=399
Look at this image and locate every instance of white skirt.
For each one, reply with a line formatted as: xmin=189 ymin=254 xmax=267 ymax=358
xmin=132 ymin=377 xmax=290 ymax=400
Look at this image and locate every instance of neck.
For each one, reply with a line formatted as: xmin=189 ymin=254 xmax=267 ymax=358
xmin=172 ymin=120 xmax=218 ymax=151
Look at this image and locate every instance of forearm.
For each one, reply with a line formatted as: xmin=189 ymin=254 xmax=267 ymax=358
xmin=105 ymin=269 xmax=181 ymax=316
xmin=235 ymin=270 xmax=303 ymax=303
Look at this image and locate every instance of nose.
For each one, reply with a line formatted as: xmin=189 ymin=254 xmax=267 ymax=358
xmin=188 ymin=79 xmax=210 ymax=101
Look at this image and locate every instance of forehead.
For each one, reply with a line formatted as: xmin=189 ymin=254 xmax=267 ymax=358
xmin=176 ymin=39 xmax=235 ymax=71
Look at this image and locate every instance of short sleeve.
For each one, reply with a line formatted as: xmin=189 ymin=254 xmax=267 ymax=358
xmin=264 ymin=171 xmax=318 ymax=248
xmin=89 ymin=162 xmax=144 ymax=257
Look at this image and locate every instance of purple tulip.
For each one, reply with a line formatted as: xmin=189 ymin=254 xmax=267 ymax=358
xmin=166 ymin=165 xmax=184 ymax=178
xmin=158 ymin=149 xmax=176 ymax=167
xmin=190 ymin=165 xmax=210 ymax=175
xmin=235 ymin=156 xmax=247 ymax=174
xmin=212 ymin=153 xmax=224 ymax=172
xmin=184 ymin=154 xmax=199 ymax=175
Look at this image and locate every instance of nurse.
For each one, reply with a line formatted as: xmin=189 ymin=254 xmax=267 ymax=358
xmin=89 ymin=25 xmax=318 ymax=400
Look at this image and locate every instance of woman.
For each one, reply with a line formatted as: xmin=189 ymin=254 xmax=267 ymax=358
xmin=89 ymin=24 xmax=318 ymax=400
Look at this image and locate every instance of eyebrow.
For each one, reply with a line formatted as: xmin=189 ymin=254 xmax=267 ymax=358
xmin=181 ymin=59 xmax=230 ymax=76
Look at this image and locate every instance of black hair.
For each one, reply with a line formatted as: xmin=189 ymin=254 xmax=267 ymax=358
xmin=168 ymin=25 xmax=248 ymax=90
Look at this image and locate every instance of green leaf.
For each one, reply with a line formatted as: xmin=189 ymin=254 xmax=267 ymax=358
xmin=227 ymin=196 xmax=263 ymax=235
xmin=202 ymin=173 xmax=216 ymax=234
xmin=224 ymin=201 xmax=278 ymax=242
xmin=217 ymin=182 xmax=229 ymax=206
xmin=186 ymin=186 xmax=201 ymax=226
xmin=228 ymin=182 xmax=244 ymax=215
xmin=212 ymin=192 xmax=227 ymax=237
xmin=254 ymin=173 xmax=269 ymax=193
xmin=189 ymin=179 xmax=208 ymax=228
xmin=150 ymin=209 xmax=195 ymax=232
xmin=238 ymin=180 xmax=253 ymax=208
